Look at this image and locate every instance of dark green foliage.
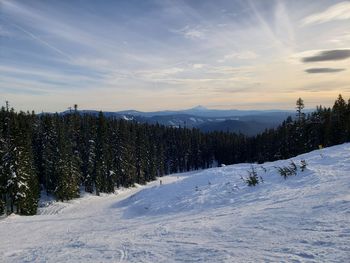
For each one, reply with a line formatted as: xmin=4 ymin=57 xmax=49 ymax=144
xmin=243 ymin=166 xmax=262 ymax=186
xmin=300 ymin=160 xmax=307 ymax=171
xmin=54 ymin=121 xmax=80 ymax=201
xmin=296 ymin=98 xmax=305 ymax=123
xmin=289 ymin=160 xmax=297 ymax=172
xmin=276 ymin=159 xmax=308 ymax=179
xmin=276 ymin=161 xmax=297 ymax=179
xmin=0 ymin=108 xmax=39 ymax=215
xmin=1 ymin=94 xmax=350 ymax=215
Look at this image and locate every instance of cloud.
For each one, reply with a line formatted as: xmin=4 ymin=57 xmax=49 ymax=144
xmin=7 ymin=20 xmax=73 ymax=61
xmin=305 ymin=68 xmax=346 ymax=74
xmin=302 ymin=49 xmax=350 ymax=62
xmin=135 ymin=67 xmax=185 ymax=80
xmin=218 ymin=51 xmax=258 ymax=62
xmin=2 ymin=0 xmax=350 ymax=112
xmin=300 ymin=81 xmax=350 ymax=92
xmin=301 ymin=2 xmax=350 ymax=26
xmin=192 ymin=63 xmax=205 ymax=69
xmin=70 ymin=57 xmax=112 ymax=70
xmin=0 ymin=87 xmax=47 ymax=95
xmin=213 ymin=85 xmax=261 ymax=94
xmin=172 ymin=25 xmax=205 ymax=39
xmin=329 ymin=33 xmax=350 ymax=44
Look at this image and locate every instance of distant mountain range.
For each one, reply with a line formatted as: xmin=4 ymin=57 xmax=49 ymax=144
xmin=116 ymin=105 xmax=294 ymax=118
xmin=60 ymin=106 xmax=302 ymax=136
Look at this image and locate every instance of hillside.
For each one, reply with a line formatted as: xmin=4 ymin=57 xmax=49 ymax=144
xmin=59 ymin=108 xmax=293 ymax=135
xmin=197 ymin=119 xmax=273 ymax=135
xmin=0 ymin=144 xmax=349 ymax=262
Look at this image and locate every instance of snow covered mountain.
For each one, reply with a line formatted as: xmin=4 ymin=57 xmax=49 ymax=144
xmin=1 ymin=144 xmax=349 ymax=262
xmin=59 ymin=107 xmax=293 ymax=135
xmin=116 ymin=106 xmax=295 ymax=118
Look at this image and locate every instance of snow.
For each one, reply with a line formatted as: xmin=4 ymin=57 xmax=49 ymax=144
xmin=1 ymin=144 xmax=350 ymax=262
xmin=189 ymin=117 xmax=204 ymax=123
xmin=122 ymin=115 xmax=134 ymax=121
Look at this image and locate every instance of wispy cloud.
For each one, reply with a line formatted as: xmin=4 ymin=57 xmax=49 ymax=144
xmin=171 ymin=25 xmax=206 ymax=39
xmin=7 ymin=20 xmax=74 ymax=61
xmin=305 ymin=68 xmax=346 ymax=74
xmin=192 ymin=64 xmax=206 ymax=69
xmin=1 ymin=0 xmax=350 ymax=111
xmin=330 ymin=32 xmax=350 ymax=44
xmin=301 ymin=2 xmax=350 ymax=26
xmin=0 ymin=87 xmax=48 ymax=95
xmin=218 ymin=51 xmax=258 ymax=62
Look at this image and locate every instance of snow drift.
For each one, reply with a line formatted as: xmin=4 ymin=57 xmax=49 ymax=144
xmin=0 ymin=144 xmax=349 ymax=262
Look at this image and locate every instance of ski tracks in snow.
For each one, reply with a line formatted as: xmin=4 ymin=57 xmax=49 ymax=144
xmin=1 ymin=144 xmax=350 ymax=262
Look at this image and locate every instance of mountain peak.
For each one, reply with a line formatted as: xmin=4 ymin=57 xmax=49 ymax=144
xmin=191 ymin=105 xmax=208 ymax=111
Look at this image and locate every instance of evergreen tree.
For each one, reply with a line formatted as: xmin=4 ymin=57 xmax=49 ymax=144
xmin=54 ymin=120 xmax=80 ymax=201
xmin=1 ymin=95 xmax=350 ymax=216
xmin=295 ymin=98 xmax=306 ymax=152
xmin=40 ymin=114 xmax=60 ymax=194
xmin=13 ymin=113 xmax=39 ymax=215
xmin=1 ymin=107 xmax=19 ymax=214
xmin=95 ymin=112 xmax=108 ymax=195
xmin=296 ymin=97 xmax=305 ymax=122
xmin=331 ymin=94 xmax=347 ymax=143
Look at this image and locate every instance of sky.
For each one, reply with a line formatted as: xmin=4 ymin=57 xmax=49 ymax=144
xmin=1 ymin=0 xmax=350 ymax=112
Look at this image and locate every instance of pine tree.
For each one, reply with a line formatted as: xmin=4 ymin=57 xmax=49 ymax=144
xmin=80 ymin=115 xmax=96 ymax=193
xmin=85 ymin=138 xmax=96 ymax=193
xmin=69 ymin=105 xmax=83 ymax=185
xmin=0 ymin=110 xmax=6 ymax=215
xmin=116 ymin=120 xmax=136 ymax=187
xmin=40 ymin=115 xmax=60 ymax=194
xmin=1 ymin=95 xmax=350 ymax=216
xmin=54 ymin=121 xmax=79 ymax=201
xmin=296 ymin=98 xmax=305 ymax=122
xmin=13 ymin=114 xmax=39 ymax=215
xmin=331 ymin=94 xmax=347 ymax=143
xmin=135 ymin=127 xmax=147 ymax=184
xmin=95 ymin=112 xmax=108 ymax=195
xmin=295 ymin=98 xmax=306 ymax=153
xmin=1 ymin=108 xmax=19 ymax=214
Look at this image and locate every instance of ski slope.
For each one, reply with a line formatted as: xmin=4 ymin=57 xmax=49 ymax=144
xmin=0 ymin=144 xmax=349 ymax=262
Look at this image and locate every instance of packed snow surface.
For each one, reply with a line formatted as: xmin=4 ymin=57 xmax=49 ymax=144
xmin=1 ymin=144 xmax=350 ymax=262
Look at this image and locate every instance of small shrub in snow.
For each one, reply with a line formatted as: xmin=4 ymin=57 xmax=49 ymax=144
xmin=276 ymin=161 xmax=297 ymax=179
xmin=300 ymin=160 xmax=307 ymax=171
xmin=276 ymin=166 xmax=295 ymax=179
xmin=289 ymin=160 xmax=297 ymax=172
xmin=276 ymin=167 xmax=292 ymax=179
xmin=246 ymin=175 xmax=259 ymax=186
xmin=242 ymin=166 xmax=263 ymax=186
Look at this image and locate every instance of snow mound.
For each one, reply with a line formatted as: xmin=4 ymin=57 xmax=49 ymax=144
xmin=0 ymin=144 xmax=350 ymax=262
xmin=114 ymin=145 xmax=342 ymax=219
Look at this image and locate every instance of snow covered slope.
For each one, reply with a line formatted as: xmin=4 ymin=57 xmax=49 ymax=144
xmin=1 ymin=144 xmax=349 ymax=262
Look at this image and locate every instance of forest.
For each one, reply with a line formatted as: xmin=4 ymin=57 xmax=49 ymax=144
xmin=1 ymin=94 xmax=350 ymax=215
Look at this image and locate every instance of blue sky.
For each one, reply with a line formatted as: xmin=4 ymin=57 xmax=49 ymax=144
xmin=1 ymin=0 xmax=350 ymax=112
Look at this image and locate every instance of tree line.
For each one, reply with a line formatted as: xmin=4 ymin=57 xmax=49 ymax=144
xmin=1 ymin=95 xmax=350 ymax=215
